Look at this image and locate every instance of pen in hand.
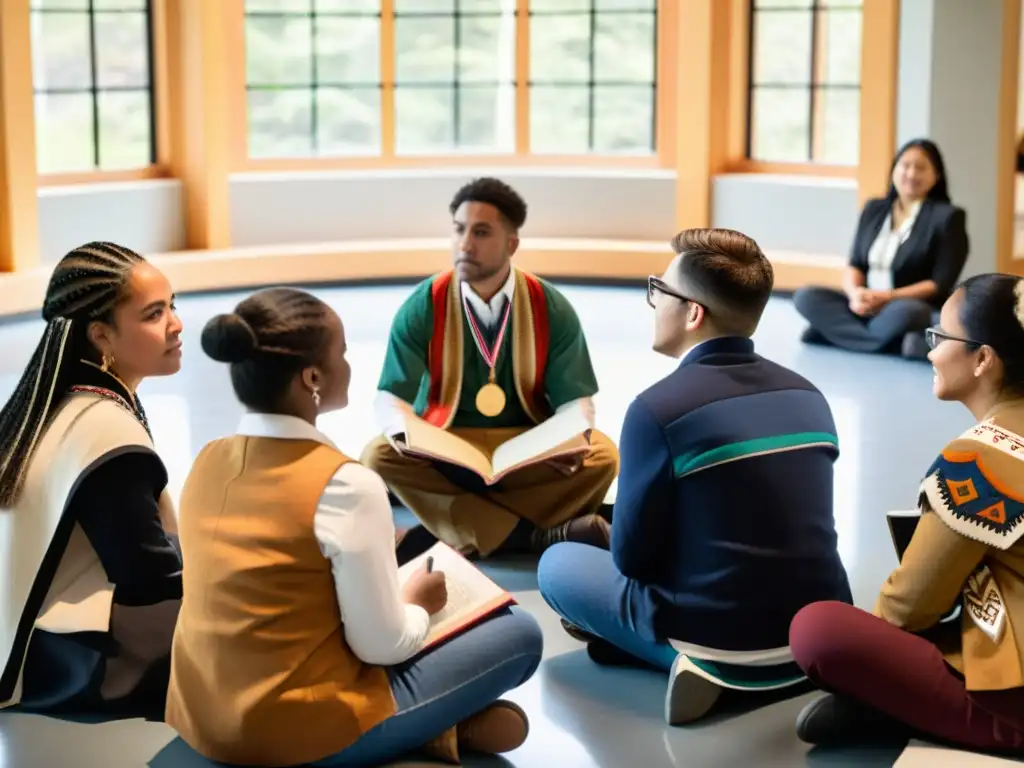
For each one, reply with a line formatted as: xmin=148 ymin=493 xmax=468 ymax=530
xmin=426 ymin=556 xmax=434 ymax=573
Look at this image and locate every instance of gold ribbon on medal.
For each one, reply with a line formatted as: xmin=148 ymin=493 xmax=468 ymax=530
xmin=464 ymin=297 xmax=512 ymax=417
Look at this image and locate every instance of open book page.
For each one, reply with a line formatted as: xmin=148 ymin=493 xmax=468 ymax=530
xmin=491 ymin=404 xmax=591 ymax=478
xmin=895 ymin=740 xmax=1024 ymax=766
xmin=399 ymin=416 xmax=496 ymax=480
xmin=397 ymin=542 xmax=515 ymax=649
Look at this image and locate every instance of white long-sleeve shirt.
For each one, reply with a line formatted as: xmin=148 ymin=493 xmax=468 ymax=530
xmin=236 ymin=412 xmax=429 ymax=666
xmin=374 ymin=270 xmax=595 ymax=436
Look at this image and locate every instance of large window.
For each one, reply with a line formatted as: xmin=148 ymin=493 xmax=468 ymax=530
xmin=246 ymin=0 xmax=383 ymax=158
xmin=244 ymin=0 xmax=657 ymax=159
xmin=31 ymin=0 xmax=155 ymax=175
xmin=530 ymin=0 xmax=657 ymax=154
xmin=748 ymin=0 xmax=861 ymax=165
xmin=393 ymin=1 xmax=516 ymax=154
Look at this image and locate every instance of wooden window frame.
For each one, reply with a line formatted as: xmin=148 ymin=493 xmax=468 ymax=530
xmin=33 ymin=0 xmax=170 ymax=187
xmin=735 ymin=0 xmax=863 ymax=178
xmin=230 ymin=0 xmax=673 ymax=172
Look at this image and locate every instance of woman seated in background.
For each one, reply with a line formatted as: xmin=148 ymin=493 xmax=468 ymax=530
xmin=166 ymin=287 xmax=543 ymax=768
xmin=0 ymin=242 xmax=183 ymax=717
xmin=790 ymin=273 xmax=1024 ymax=753
xmin=794 ymin=138 xmax=969 ymax=360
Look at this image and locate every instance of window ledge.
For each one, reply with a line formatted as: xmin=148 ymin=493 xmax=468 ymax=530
xmin=714 ymin=172 xmax=857 ymax=189
xmin=37 ymin=178 xmax=182 ymax=197
xmin=231 ymin=166 xmax=677 ymax=184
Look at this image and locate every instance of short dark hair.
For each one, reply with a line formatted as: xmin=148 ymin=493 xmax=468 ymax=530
xmin=449 ymin=177 xmax=528 ymax=231
xmin=958 ymin=273 xmax=1024 ymax=394
xmin=201 ymin=288 xmax=334 ymax=412
xmin=0 ymin=241 xmax=145 ymax=506
xmin=670 ymin=228 xmax=774 ymax=336
xmin=887 ymin=138 xmax=951 ymax=204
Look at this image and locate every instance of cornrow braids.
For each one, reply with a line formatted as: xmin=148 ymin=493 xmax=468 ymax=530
xmin=201 ymin=287 xmax=334 ymax=413
xmin=0 ymin=242 xmax=144 ymax=507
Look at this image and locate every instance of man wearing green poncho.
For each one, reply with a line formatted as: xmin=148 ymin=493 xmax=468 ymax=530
xmin=362 ymin=177 xmax=619 ymax=559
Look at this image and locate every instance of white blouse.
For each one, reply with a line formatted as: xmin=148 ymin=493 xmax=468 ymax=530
xmin=866 ymin=200 xmax=921 ymax=291
xmin=236 ymin=412 xmax=430 ymax=666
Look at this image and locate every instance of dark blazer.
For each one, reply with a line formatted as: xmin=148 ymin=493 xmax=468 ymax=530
xmin=610 ymin=337 xmax=853 ymax=652
xmin=850 ymin=197 xmax=969 ymax=308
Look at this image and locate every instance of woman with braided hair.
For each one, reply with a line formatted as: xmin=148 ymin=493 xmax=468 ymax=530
xmin=791 ymin=273 xmax=1024 ymax=752
xmin=0 ymin=242 xmax=183 ymax=717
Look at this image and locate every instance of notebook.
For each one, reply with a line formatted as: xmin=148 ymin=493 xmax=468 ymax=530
xmin=397 ymin=542 xmax=516 ymax=650
xmin=886 ymin=509 xmax=922 ymax=561
xmin=895 ymin=740 xmax=1024 ymax=766
xmin=886 ymin=509 xmax=961 ymax=623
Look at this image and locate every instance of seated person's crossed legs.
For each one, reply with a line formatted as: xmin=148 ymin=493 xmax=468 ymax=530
xmin=540 ymin=229 xmax=853 ymax=725
xmin=363 ymin=427 xmax=618 ymax=559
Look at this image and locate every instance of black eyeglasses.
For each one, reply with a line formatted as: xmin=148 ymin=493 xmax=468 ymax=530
xmin=924 ymin=327 xmax=983 ymax=350
xmin=647 ymin=276 xmax=693 ymax=309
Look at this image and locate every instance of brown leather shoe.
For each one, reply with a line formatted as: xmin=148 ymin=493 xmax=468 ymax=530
xmin=530 ymin=514 xmax=611 ymax=553
xmin=457 ymin=700 xmax=529 ymax=755
xmin=563 ymin=514 xmax=611 ymax=549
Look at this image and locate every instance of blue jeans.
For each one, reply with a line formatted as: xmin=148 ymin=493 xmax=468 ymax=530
xmin=313 ymin=607 xmax=543 ymax=767
xmin=537 ymin=543 xmax=678 ymax=672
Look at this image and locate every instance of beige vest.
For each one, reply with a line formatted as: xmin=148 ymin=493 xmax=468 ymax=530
xmin=0 ymin=394 xmax=176 ymax=707
xmin=165 ymin=436 xmax=395 ymax=767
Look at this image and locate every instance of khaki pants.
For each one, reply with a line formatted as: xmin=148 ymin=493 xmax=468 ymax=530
xmin=361 ymin=428 xmax=619 ymax=557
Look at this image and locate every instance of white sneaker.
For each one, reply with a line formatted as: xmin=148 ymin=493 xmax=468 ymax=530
xmin=664 ymin=654 xmax=723 ymax=725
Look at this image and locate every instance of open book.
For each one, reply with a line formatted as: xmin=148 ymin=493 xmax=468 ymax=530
xmin=390 ymin=403 xmax=591 ymax=485
xmin=397 ymin=542 xmax=516 ymax=650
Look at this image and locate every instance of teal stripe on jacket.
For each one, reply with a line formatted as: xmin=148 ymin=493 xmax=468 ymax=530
xmin=674 ymin=431 xmax=840 ymax=478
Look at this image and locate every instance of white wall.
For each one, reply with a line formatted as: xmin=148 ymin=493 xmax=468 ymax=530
xmin=711 ymin=174 xmax=859 ymax=256
xmin=228 ymin=168 xmax=855 ymax=256
xmin=38 ymin=179 xmax=186 ymax=265
xmin=228 ymin=168 xmax=678 ymax=244
xmin=897 ymin=0 xmax=1007 ymax=277
xmin=32 ymin=170 xmax=858 ymax=266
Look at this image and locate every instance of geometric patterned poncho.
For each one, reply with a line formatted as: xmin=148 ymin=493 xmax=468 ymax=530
xmin=920 ymin=418 xmax=1024 ymax=643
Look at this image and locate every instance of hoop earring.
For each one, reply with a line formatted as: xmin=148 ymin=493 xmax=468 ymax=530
xmin=312 ymin=386 xmax=321 ymax=408
xmin=101 ymin=353 xmax=113 ymax=373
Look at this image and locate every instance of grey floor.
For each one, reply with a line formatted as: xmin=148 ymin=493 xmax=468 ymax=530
xmin=0 ymin=282 xmax=995 ymax=767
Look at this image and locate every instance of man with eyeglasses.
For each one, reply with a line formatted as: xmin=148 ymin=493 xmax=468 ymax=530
xmin=537 ymin=227 xmax=853 ymax=725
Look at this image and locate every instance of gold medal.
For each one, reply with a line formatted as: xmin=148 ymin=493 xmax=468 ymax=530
xmin=476 ymin=381 xmax=506 ymax=417
xmin=464 ymin=295 xmax=513 ymax=418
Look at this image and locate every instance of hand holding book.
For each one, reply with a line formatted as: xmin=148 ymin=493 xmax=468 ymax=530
xmin=398 ymin=542 xmax=516 ymax=649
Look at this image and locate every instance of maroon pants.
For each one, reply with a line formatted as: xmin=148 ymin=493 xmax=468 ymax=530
xmin=790 ymin=601 xmax=1024 ymax=753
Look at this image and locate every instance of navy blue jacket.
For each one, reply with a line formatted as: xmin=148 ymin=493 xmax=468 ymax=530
xmin=611 ymin=337 xmax=853 ymax=652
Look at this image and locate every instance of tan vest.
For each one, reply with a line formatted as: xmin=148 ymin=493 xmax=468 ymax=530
xmin=0 ymin=394 xmax=176 ymax=707
xmin=165 ymin=436 xmax=395 ymax=767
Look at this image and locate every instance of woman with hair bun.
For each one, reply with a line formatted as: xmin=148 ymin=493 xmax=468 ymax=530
xmin=790 ymin=273 xmax=1024 ymax=752
xmin=0 ymin=242 xmax=183 ymax=716
xmin=166 ymin=287 xmax=542 ymax=768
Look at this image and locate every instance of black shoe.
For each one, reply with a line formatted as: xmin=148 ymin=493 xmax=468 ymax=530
xmin=796 ymin=693 xmax=910 ymax=747
xmin=801 ymin=327 xmax=830 ymax=346
xmin=901 ymin=331 xmax=930 ymax=360
xmin=560 ymin=618 xmax=598 ymax=643
xmin=586 ymin=639 xmax=660 ymax=670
